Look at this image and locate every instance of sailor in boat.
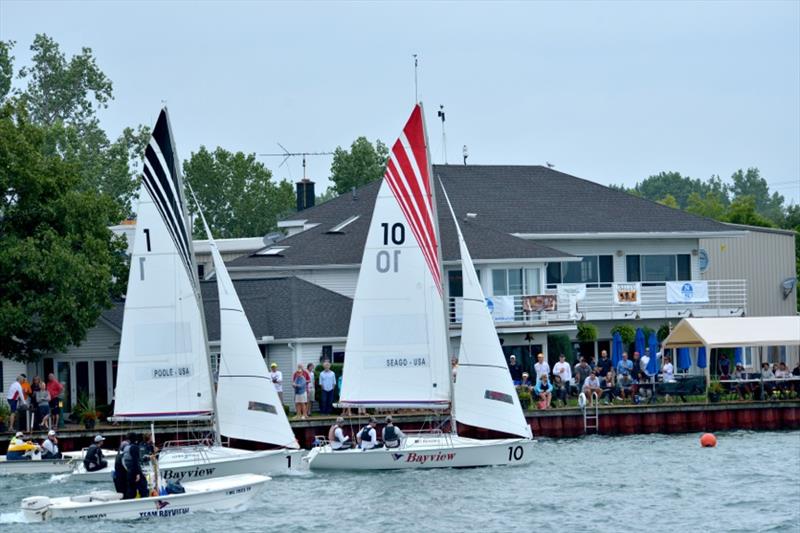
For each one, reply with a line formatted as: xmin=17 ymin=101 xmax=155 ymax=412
xmin=113 ymin=434 xmax=131 ymax=494
xmin=83 ymin=435 xmax=108 ymax=472
xmin=6 ymin=431 xmax=40 ymax=460
xmin=41 ymin=430 xmax=62 ymax=459
xmin=122 ymin=433 xmax=148 ymax=499
xmin=381 ymin=417 xmax=405 ymax=449
xmin=328 ymin=417 xmax=352 ymax=450
xmin=357 ymin=418 xmax=383 ymax=450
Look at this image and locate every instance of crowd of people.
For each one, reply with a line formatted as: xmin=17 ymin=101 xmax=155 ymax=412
xmin=5 ymin=373 xmax=64 ymax=432
xmin=511 ymin=350 xmax=800 ymax=409
xmin=270 ymin=361 xmax=338 ymax=418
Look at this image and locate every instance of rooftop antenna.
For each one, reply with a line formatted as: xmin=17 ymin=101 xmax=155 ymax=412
xmin=437 ymin=105 xmax=447 ymax=164
xmin=462 ymin=145 xmax=468 ymax=165
xmin=259 ymin=143 xmax=334 ymax=180
xmin=413 ymin=54 xmax=419 ymax=103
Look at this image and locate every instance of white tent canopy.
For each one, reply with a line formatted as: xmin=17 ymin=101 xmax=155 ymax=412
xmin=663 ymin=317 xmax=800 ymax=349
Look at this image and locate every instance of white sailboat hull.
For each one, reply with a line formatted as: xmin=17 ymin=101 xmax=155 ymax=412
xmin=71 ymin=446 xmax=306 ymax=482
xmin=306 ymin=434 xmax=535 ymax=471
xmin=21 ymin=473 xmax=268 ymax=522
xmin=0 ymin=455 xmax=75 ymax=475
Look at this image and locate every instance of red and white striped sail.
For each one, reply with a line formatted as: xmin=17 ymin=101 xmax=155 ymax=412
xmin=339 ymin=104 xmax=450 ymax=409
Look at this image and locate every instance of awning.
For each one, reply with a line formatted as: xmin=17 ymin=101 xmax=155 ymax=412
xmin=662 ymin=317 xmax=800 ymax=349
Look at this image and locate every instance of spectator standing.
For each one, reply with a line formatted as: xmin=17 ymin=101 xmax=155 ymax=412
xmin=319 ymin=361 xmax=336 ymax=415
xmin=534 ymin=374 xmax=553 ymax=409
xmin=662 ymin=356 xmax=675 ymax=382
xmin=582 ymin=371 xmax=602 ymax=406
xmin=35 ymin=382 xmax=51 ymax=430
xmin=574 ymin=358 xmax=591 ymax=390
xmin=292 ymin=365 xmax=308 ymax=419
xmin=717 ymin=353 xmax=731 ymax=377
xmin=46 ymin=373 xmax=63 ymax=429
xmin=306 ymin=363 xmax=316 ymax=416
xmin=6 ymin=375 xmax=26 ymax=431
xmin=29 ymin=376 xmax=43 ymax=430
xmin=533 ymin=353 xmax=550 ymax=384
xmin=269 ymin=363 xmax=283 ymax=393
xmin=507 ymin=355 xmax=523 ymax=385
xmin=616 ymin=352 xmax=633 ymax=378
xmin=553 ymin=354 xmax=572 ymax=398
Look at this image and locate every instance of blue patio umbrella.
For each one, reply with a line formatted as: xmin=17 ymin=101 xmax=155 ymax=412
xmin=646 ymin=332 xmax=659 ymax=375
xmin=734 ymin=347 xmax=744 ymax=366
xmin=697 ymin=347 xmax=707 ymax=369
xmin=677 ymin=347 xmax=692 ymax=370
xmin=611 ymin=332 xmax=623 ymax=369
xmin=635 ymin=328 xmax=646 ymax=357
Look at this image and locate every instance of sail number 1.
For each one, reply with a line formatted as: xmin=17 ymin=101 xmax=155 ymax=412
xmin=376 ymin=222 xmax=405 ymax=273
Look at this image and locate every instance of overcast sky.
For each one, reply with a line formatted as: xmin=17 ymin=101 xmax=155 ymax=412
xmin=2 ymin=1 xmax=798 ymax=203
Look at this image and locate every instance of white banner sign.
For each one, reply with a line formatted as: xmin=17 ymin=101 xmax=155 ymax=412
xmin=666 ymin=281 xmax=710 ymax=303
xmin=557 ymin=284 xmax=586 ymax=319
xmin=486 ymin=296 xmax=515 ymax=322
xmin=613 ymin=282 xmax=641 ymax=305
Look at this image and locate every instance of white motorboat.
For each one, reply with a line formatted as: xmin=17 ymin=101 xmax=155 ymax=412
xmin=0 ymin=454 xmax=75 ymax=475
xmin=308 ymin=104 xmax=534 ymax=471
xmin=21 ymin=473 xmax=268 ymax=521
xmin=101 ymin=107 xmax=301 ymax=484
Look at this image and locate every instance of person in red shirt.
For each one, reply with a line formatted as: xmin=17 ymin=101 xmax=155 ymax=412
xmin=46 ymin=373 xmax=64 ymax=429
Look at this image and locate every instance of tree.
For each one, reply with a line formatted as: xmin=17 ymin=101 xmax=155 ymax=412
xmin=657 ymin=194 xmax=679 ymax=209
xmin=184 ymin=146 xmax=295 ymax=239
xmin=316 ymin=186 xmax=338 ymax=205
xmin=329 ymin=137 xmax=389 ymax=194
xmin=686 ymin=190 xmax=727 ymax=220
xmin=724 ymin=196 xmax=775 ymax=228
xmin=3 ymin=35 xmax=148 ymax=214
xmin=730 ymin=168 xmax=785 ymax=224
xmin=0 ymin=102 xmax=127 ymax=363
xmin=0 ymin=40 xmax=13 ymax=101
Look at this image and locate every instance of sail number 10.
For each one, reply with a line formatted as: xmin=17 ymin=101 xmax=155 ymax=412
xmin=376 ymin=222 xmax=405 ymax=273
xmin=507 ymin=445 xmax=524 ymax=461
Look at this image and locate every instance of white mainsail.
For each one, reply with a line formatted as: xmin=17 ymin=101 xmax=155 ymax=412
xmin=201 ymin=221 xmax=298 ymax=448
xmin=442 ymin=185 xmax=532 ymax=439
xmin=339 ymin=105 xmax=450 ymax=409
xmin=113 ymin=108 xmax=214 ymax=421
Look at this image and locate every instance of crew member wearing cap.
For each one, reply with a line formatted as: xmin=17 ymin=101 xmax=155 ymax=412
xmin=41 ymin=430 xmax=61 ymax=459
xmin=382 ymin=416 xmax=405 ymax=449
xmin=6 ymin=431 xmax=39 ymax=460
xmin=357 ymin=417 xmax=382 ymax=450
xmin=83 ymin=434 xmax=108 ymax=472
xmin=269 ymin=363 xmax=283 ymax=394
xmin=328 ymin=417 xmax=352 ymax=450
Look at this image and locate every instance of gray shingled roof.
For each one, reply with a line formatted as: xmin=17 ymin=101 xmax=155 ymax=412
xmin=99 ymin=277 xmax=353 ymax=341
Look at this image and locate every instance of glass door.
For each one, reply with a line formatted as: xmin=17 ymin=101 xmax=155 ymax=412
xmin=56 ymin=361 xmax=71 ymax=412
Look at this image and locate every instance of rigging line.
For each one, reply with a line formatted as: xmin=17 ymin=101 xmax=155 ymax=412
xmin=457 ymin=363 xmax=511 ymax=370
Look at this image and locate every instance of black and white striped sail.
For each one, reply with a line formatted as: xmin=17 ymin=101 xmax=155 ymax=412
xmin=113 ymin=108 xmax=214 ymax=421
xmin=441 ymin=185 xmax=532 ymax=439
xmin=199 ymin=218 xmax=298 ymax=448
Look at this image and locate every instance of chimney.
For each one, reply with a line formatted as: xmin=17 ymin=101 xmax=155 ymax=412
xmin=296 ymin=179 xmax=315 ymax=211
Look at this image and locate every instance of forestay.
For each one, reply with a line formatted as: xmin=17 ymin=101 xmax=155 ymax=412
xmin=442 ymin=187 xmax=532 ymax=439
xmin=339 ymin=105 xmax=450 ymax=409
xmin=113 ymin=109 xmax=214 ymax=421
xmin=207 ymin=237 xmax=299 ymax=448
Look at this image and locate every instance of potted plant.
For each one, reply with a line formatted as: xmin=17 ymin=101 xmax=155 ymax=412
xmin=81 ymin=409 xmax=99 ymax=430
xmin=576 ymin=323 xmax=598 ymax=343
xmin=516 ymin=387 xmax=533 ymax=411
xmin=708 ymin=380 xmax=724 ymax=403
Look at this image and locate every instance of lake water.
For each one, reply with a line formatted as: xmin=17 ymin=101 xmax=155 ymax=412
xmin=1 ymin=430 xmax=798 ymax=532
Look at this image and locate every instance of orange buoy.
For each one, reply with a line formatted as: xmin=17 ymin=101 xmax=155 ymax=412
xmin=700 ymin=433 xmax=717 ymax=447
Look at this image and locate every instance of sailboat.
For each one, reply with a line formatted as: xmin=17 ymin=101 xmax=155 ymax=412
xmin=72 ymin=107 xmax=300 ymax=483
xmin=306 ymin=104 xmax=534 ymax=470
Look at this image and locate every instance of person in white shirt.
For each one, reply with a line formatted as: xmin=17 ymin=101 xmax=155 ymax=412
xmin=318 ymin=361 xmax=337 ymax=415
xmin=328 ymin=417 xmax=352 ymax=450
xmin=6 ymin=375 xmax=27 ymax=431
xmin=552 ymin=354 xmax=572 ymax=398
xmin=306 ymin=363 xmax=316 ymax=416
xmin=533 ymin=353 xmax=550 ymax=385
xmin=357 ymin=417 xmax=382 ymax=450
xmin=662 ymin=356 xmax=675 ymax=382
xmin=42 ymin=430 xmax=61 ymax=459
xmin=583 ymin=371 xmax=602 ymax=407
xmin=269 ymin=363 xmax=283 ymax=393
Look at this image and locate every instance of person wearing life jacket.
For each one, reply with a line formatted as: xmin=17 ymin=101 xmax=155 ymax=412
xmin=41 ymin=430 xmax=62 ymax=459
xmin=381 ymin=416 xmax=405 ymax=449
xmin=113 ymin=435 xmax=131 ymax=494
xmin=328 ymin=417 xmax=352 ymax=450
xmin=357 ymin=417 xmax=383 ymax=450
xmin=6 ymin=431 xmax=39 ymax=461
xmin=122 ymin=432 xmax=148 ymax=499
xmin=83 ymin=434 xmax=108 ymax=472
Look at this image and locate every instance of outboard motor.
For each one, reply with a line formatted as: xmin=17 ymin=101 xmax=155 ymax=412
xmin=21 ymin=496 xmax=51 ymax=521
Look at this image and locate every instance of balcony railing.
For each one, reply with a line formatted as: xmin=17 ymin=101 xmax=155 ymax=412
xmin=448 ymin=279 xmax=747 ymax=326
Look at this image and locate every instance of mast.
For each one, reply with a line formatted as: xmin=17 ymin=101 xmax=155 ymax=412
xmin=419 ymin=102 xmax=456 ymax=432
xmin=168 ymin=109 xmax=222 ymax=447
